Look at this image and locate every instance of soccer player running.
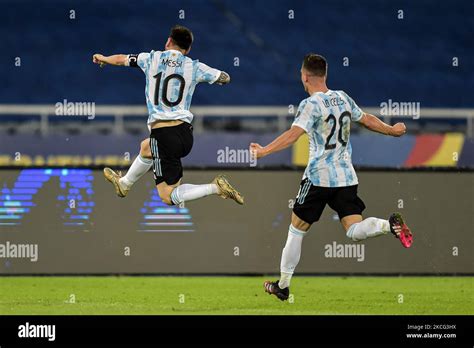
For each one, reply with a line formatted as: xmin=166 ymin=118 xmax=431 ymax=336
xmin=92 ymin=25 xmax=243 ymax=207
xmin=250 ymin=54 xmax=413 ymax=301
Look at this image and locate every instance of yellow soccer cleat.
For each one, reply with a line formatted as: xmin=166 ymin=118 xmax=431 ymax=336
xmin=212 ymin=174 xmax=244 ymax=205
xmin=103 ymin=167 xmax=129 ymax=198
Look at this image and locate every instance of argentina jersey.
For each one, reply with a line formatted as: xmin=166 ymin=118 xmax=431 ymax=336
xmin=129 ymin=49 xmax=221 ymax=125
xmin=292 ymin=90 xmax=364 ymax=187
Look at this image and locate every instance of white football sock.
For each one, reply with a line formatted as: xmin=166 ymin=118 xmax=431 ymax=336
xmin=170 ymin=184 xmax=219 ymax=205
xmin=120 ymin=155 xmax=153 ymax=189
xmin=346 ymin=217 xmax=390 ymax=241
xmin=279 ymin=224 xmax=307 ymax=289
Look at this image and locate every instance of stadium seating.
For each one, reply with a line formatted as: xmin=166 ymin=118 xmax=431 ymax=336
xmin=0 ymin=0 xmax=473 ymax=168
xmin=0 ymin=0 xmax=473 ymax=106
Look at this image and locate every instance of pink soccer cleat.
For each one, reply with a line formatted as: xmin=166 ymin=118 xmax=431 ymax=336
xmin=389 ymin=213 xmax=413 ymax=248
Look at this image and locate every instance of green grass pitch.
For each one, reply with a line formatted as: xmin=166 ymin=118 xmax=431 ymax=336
xmin=1 ymin=276 xmax=472 ymax=315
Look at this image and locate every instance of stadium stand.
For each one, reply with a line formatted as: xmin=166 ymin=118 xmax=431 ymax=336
xmin=1 ymin=0 xmax=472 ymax=106
xmin=0 ymin=0 xmax=473 ymax=167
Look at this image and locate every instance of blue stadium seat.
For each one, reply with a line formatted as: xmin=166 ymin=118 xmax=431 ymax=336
xmin=0 ymin=0 xmax=472 ymax=108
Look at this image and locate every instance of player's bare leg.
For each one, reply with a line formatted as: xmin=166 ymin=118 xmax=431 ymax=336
xmin=264 ymin=213 xmax=310 ymax=301
xmin=156 ymin=180 xmax=182 ymax=205
xmin=104 ymin=138 xmax=153 ymax=197
xmin=343 ymin=213 xmax=413 ymax=248
xmin=157 ymin=175 xmax=244 ymax=206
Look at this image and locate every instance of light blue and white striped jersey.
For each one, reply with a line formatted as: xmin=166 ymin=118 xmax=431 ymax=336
xmin=292 ymin=90 xmax=364 ymax=187
xmin=130 ymin=50 xmax=221 ymax=125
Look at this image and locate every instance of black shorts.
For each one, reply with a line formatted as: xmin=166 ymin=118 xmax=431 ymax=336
xmin=149 ymin=122 xmax=193 ymax=185
xmin=293 ymin=178 xmax=366 ymax=224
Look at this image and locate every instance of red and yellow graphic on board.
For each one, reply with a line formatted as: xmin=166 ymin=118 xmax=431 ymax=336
xmin=404 ymin=133 xmax=464 ymax=167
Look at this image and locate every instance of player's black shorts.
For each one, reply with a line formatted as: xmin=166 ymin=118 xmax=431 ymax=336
xmin=149 ymin=122 xmax=193 ymax=185
xmin=292 ymin=178 xmax=366 ymax=224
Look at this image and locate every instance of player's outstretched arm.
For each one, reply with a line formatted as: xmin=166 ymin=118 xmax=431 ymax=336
xmin=358 ymin=113 xmax=406 ymax=137
xmin=215 ymin=71 xmax=231 ymax=85
xmin=250 ymin=126 xmax=305 ymax=159
xmin=92 ymin=54 xmax=128 ymax=67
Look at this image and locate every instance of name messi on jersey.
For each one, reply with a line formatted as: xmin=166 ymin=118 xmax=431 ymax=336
xmin=162 ymin=58 xmax=182 ymax=68
xmin=323 ymin=97 xmax=346 ymax=108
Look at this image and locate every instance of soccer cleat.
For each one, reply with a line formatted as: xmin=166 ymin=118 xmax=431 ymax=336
xmin=103 ymin=167 xmax=129 ymax=198
xmin=212 ymin=174 xmax=244 ymax=205
xmin=264 ymin=280 xmax=289 ymax=301
xmin=389 ymin=212 xmax=413 ymax=248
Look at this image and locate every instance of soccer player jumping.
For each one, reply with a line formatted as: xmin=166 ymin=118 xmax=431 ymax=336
xmin=92 ymin=25 xmax=243 ymax=206
xmin=250 ymin=54 xmax=413 ymax=301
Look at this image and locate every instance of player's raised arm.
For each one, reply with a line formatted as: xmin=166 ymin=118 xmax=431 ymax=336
xmin=216 ymin=71 xmax=231 ymax=85
xmin=341 ymin=91 xmax=406 ymax=137
xmin=92 ymin=54 xmax=128 ymax=67
xmin=358 ymin=113 xmax=406 ymax=137
xmin=250 ymin=99 xmax=313 ymax=158
xmin=250 ymin=126 xmax=305 ymax=159
xmin=196 ymin=62 xmax=230 ymax=85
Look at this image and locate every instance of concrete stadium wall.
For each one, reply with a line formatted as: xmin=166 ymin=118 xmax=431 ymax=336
xmin=0 ymin=169 xmax=472 ymax=274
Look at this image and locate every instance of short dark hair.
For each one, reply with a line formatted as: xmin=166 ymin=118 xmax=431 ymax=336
xmin=169 ymin=25 xmax=193 ymax=50
xmin=302 ymin=53 xmax=327 ymax=77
